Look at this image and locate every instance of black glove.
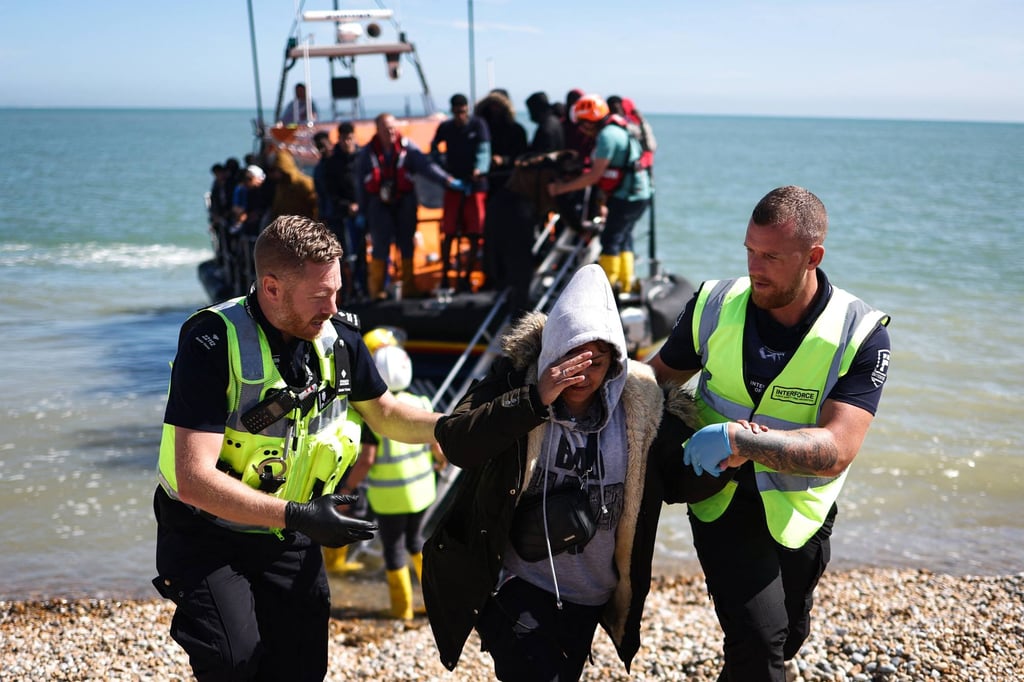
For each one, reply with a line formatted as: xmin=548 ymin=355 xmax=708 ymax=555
xmin=285 ymin=494 xmax=378 ymax=547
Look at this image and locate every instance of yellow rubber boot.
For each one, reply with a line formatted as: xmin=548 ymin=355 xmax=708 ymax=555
xmin=619 ymin=251 xmax=635 ymax=294
xmin=401 ymin=258 xmax=424 ymax=298
xmin=598 ymin=254 xmax=621 ymax=291
xmin=409 ymin=552 xmax=423 ymax=583
xmin=323 ymin=545 xmax=364 ymax=574
xmin=385 ymin=566 xmax=414 ymax=620
xmin=368 ymin=259 xmax=388 ymax=300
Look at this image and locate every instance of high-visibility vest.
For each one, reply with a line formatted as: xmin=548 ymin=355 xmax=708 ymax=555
xmin=365 ymin=392 xmax=437 ymax=515
xmin=157 ymin=297 xmax=360 ymax=533
xmin=688 ymin=277 xmax=889 ymax=548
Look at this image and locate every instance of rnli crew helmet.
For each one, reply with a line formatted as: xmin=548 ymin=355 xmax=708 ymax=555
xmin=363 ymin=327 xmax=400 ymax=355
xmin=570 ymin=94 xmax=609 ymax=124
xmin=373 ymin=345 xmax=413 ymax=393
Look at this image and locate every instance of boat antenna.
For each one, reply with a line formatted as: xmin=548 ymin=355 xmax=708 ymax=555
xmin=372 ymin=0 xmax=437 ymax=114
xmin=467 ymin=0 xmax=476 ymax=103
xmin=246 ymin=0 xmax=265 ymax=138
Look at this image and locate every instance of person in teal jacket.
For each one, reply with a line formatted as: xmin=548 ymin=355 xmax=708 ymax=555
xmin=649 ymin=186 xmax=892 ymax=681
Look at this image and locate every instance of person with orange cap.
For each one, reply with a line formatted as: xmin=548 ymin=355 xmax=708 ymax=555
xmin=547 ymin=94 xmax=652 ymax=296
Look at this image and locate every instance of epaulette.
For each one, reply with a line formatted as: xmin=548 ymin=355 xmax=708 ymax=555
xmin=333 ymin=310 xmax=361 ymax=331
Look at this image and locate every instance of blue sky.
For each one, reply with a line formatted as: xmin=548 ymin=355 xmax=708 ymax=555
xmin=1 ymin=0 xmax=1021 ymax=123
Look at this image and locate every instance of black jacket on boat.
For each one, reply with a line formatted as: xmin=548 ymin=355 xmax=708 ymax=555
xmin=422 ymin=312 xmax=728 ymax=672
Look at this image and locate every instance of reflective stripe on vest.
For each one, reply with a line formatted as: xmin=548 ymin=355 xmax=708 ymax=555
xmin=365 ymin=392 xmax=437 ymax=515
xmin=157 ymin=298 xmax=359 ymax=533
xmin=687 ymin=277 xmax=889 ymax=548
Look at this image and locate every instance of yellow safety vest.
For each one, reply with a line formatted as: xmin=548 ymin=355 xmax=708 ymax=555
xmin=365 ymin=392 xmax=437 ymax=515
xmin=688 ymin=277 xmax=890 ymax=548
xmin=157 ymin=297 xmax=360 ymax=533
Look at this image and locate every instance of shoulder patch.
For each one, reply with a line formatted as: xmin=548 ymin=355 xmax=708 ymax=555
xmin=333 ymin=310 xmax=361 ymax=331
xmin=871 ymin=349 xmax=890 ymax=388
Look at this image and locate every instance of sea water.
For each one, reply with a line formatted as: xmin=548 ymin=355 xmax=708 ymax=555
xmin=0 ymin=109 xmax=1020 ymax=598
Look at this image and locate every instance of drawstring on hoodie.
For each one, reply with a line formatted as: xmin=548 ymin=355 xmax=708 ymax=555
xmin=540 ymin=428 xmax=564 ymax=609
xmin=539 ymin=424 xmax=609 ymax=610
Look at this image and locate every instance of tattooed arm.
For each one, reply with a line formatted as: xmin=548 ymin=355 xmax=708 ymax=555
xmin=725 ymin=400 xmax=875 ymax=477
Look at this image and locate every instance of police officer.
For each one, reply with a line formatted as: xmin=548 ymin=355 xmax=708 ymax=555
xmin=649 ymin=186 xmax=892 ymax=681
xmin=153 ymin=215 xmax=442 ymax=680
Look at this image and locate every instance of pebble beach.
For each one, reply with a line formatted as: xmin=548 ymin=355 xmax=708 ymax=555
xmin=2 ymin=568 xmax=1022 ymax=681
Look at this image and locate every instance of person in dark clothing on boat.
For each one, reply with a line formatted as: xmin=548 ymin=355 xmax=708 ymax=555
xmin=152 ymin=215 xmax=442 ymax=681
xmin=280 ymin=82 xmax=318 ymax=125
xmin=475 ymin=90 xmax=534 ymax=319
xmin=430 ymin=93 xmax=491 ymax=292
xmin=423 ymin=264 xmax=727 ymax=681
xmin=526 ymin=91 xmax=565 ymax=154
xmin=358 ymin=113 xmax=460 ymax=299
xmin=315 ymin=126 xmax=367 ymax=302
xmin=231 ymin=164 xmax=271 ymax=236
xmin=648 ymin=185 xmax=892 ymax=681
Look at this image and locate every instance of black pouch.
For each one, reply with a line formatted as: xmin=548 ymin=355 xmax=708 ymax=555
xmin=510 ymin=486 xmax=596 ymax=562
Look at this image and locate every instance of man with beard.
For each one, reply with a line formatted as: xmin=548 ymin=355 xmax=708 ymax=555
xmin=152 ymin=215 xmax=442 ymax=680
xmin=648 ymin=186 xmax=892 ymax=681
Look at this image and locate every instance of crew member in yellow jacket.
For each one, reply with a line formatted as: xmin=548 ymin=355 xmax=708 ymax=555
xmin=341 ymin=343 xmax=446 ymax=619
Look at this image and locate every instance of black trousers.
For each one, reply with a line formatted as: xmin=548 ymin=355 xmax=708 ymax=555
xmin=689 ymin=472 xmax=835 ymax=682
xmin=475 ymin=576 xmax=603 ymax=682
xmin=153 ymin=488 xmax=331 ymax=681
xmin=376 ymin=510 xmax=426 ymax=571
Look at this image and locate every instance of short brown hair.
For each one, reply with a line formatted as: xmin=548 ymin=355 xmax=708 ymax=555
xmin=253 ymin=215 xmax=343 ymax=280
xmin=750 ymin=185 xmax=828 ymax=247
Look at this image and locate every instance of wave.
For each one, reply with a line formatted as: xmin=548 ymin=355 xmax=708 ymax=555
xmin=0 ymin=242 xmax=209 ymax=270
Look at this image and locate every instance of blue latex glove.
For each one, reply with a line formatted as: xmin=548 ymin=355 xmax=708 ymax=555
xmin=448 ymin=178 xmax=468 ymax=194
xmin=683 ymin=423 xmax=732 ymax=477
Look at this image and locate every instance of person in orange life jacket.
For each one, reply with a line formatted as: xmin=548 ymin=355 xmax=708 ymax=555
xmin=422 ymin=264 xmax=728 ymax=681
xmin=340 ymin=344 xmax=447 ymax=620
xmin=430 ymin=93 xmax=491 ymax=292
xmin=648 ymin=186 xmax=892 ymax=682
xmin=152 ymin=215 xmax=443 ymax=681
xmin=357 ymin=113 xmax=459 ymax=299
xmin=548 ymin=94 xmax=652 ymax=295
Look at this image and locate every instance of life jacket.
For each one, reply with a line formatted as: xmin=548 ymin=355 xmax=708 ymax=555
xmin=596 ymin=115 xmax=650 ymax=194
xmin=363 ymin=135 xmax=415 ymax=197
xmin=687 ymin=277 xmax=890 ymax=548
xmin=157 ymin=298 xmax=361 ymax=534
xmin=364 ymin=391 xmax=437 ymax=515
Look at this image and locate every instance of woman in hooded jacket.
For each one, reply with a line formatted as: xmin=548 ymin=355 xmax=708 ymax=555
xmin=423 ymin=264 xmax=727 ymax=680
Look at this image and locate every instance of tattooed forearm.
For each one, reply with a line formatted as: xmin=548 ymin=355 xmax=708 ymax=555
xmin=733 ymin=427 xmax=839 ymax=475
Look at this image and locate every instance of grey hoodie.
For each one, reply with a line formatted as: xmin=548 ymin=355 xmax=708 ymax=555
xmin=505 ymin=263 xmax=630 ymax=605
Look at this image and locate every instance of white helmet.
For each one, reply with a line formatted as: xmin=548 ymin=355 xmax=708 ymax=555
xmin=373 ymin=345 xmax=413 ymax=393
